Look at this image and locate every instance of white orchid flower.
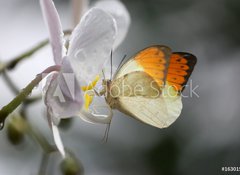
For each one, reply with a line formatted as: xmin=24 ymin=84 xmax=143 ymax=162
xmin=69 ymin=0 xmax=131 ymax=124
xmin=40 ymin=0 xmax=130 ymax=156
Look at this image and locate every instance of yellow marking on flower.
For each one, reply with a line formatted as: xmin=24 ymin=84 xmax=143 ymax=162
xmin=81 ymin=75 xmax=100 ymax=91
xmin=84 ymin=93 xmax=94 ymax=110
xmin=81 ymin=75 xmax=100 ymax=110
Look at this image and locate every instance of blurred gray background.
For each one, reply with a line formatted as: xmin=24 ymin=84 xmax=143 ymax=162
xmin=0 ymin=0 xmax=240 ymax=174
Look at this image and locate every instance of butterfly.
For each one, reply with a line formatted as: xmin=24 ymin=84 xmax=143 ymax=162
xmin=82 ymin=45 xmax=197 ymax=129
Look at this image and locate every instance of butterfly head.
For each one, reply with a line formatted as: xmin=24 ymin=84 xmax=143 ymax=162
xmin=100 ymin=79 xmax=111 ymax=96
xmin=101 ymin=79 xmax=118 ymax=108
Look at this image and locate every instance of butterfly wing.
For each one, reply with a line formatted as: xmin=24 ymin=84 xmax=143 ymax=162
xmin=117 ymin=93 xmax=182 ymax=128
xmin=114 ymin=45 xmax=172 ymax=87
xmin=166 ymin=52 xmax=197 ymax=92
xmin=110 ymin=71 xmax=182 ymax=128
xmin=110 ymin=46 xmax=196 ymax=128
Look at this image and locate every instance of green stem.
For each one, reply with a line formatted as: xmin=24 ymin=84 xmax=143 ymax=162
xmin=2 ymin=71 xmax=19 ymax=94
xmin=0 ymin=65 xmax=61 ymax=127
xmin=2 ymin=71 xmax=42 ymax=105
xmin=0 ymin=40 xmax=48 ymax=73
xmin=0 ymin=30 xmax=72 ymax=74
xmin=26 ymin=122 xmax=56 ymax=153
xmin=38 ymin=153 xmax=50 ymax=175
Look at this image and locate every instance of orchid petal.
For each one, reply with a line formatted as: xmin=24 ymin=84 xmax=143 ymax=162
xmin=47 ymin=107 xmax=65 ymax=157
xmin=52 ymin=121 xmax=65 ymax=157
xmin=79 ymin=105 xmax=113 ymax=124
xmin=44 ymin=59 xmax=83 ymax=119
xmin=40 ymin=0 xmax=66 ymax=65
xmin=94 ymin=0 xmax=131 ymax=49
xmin=67 ymin=8 xmax=117 ymax=86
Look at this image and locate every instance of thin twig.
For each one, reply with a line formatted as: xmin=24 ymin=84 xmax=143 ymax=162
xmin=0 ymin=30 xmax=72 ymax=74
xmin=26 ymin=122 xmax=56 ymax=153
xmin=38 ymin=153 xmax=50 ymax=175
xmin=0 ymin=65 xmax=61 ymax=127
xmin=2 ymin=71 xmax=19 ymax=94
xmin=2 ymin=70 xmax=42 ymax=105
xmin=0 ymin=40 xmax=48 ymax=73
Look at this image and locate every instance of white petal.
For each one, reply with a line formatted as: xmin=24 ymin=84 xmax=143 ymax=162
xmin=44 ymin=60 xmax=83 ymax=118
xmin=67 ymin=8 xmax=117 ymax=86
xmin=79 ymin=105 xmax=113 ymax=124
xmin=46 ymin=107 xmax=65 ymax=157
xmin=94 ymin=0 xmax=131 ymax=49
xmin=52 ymin=122 xmax=65 ymax=157
xmin=40 ymin=0 xmax=66 ymax=65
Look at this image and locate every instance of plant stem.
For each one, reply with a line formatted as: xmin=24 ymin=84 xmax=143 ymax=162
xmin=2 ymin=71 xmax=19 ymax=94
xmin=38 ymin=153 xmax=50 ymax=175
xmin=0 ymin=65 xmax=61 ymax=126
xmin=0 ymin=30 xmax=72 ymax=74
xmin=0 ymin=40 xmax=48 ymax=73
xmin=26 ymin=121 xmax=56 ymax=153
xmin=2 ymin=71 xmax=42 ymax=105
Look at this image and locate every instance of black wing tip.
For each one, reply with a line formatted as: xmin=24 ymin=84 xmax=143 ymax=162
xmin=173 ymin=52 xmax=197 ymax=65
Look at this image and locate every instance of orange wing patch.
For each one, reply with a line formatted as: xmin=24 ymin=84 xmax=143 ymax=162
xmin=134 ymin=45 xmax=171 ymax=87
xmin=166 ymin=52 xmax=197 ymax=92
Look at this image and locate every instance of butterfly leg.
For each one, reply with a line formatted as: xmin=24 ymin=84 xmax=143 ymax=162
xmin=102 ymin=122 xmax=111 ymax=143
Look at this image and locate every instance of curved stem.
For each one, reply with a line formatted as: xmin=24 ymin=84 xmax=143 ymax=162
xmin=0 ymin=65 xmax=61 ymax=126
xmin=0 ymin=30 xmax=72 ymax=74
xmin=0 ymin=40 xmax=48 ymax=73
xmin=2 ymin=71 xmax=42 ymax=105
xmin=2 ymin=71 xmax=19 ymax=94
xmin=26 ymin=121 xmax=56 ymax=153
xmin=38 ymin=153 xmax=50 ymax=175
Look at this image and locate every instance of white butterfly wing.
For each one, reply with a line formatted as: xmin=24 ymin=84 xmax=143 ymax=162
xmin=108 ymin=46 xmax=180 ymax=128
xmin=111 ymin=70 xmax=182 ymax=128
xmin=117 ymin=94 xmax=182 ymax=128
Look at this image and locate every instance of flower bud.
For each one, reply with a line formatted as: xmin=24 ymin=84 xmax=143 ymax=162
xmin=60 ymin=154 xmax=84 ymax=175
xmin=7 ymin=114 xmax=27 ymax=145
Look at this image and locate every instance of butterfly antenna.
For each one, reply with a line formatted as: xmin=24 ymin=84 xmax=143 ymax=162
xmin=102 ymin=122 xmax=111 ymax=143
xmin=116 ymin=54 xmax=127 ymax=72
xmin=110 ymin=50 xmax=113 ymax=80
xmin=102 ymin=69 xmax=106 ymax=81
